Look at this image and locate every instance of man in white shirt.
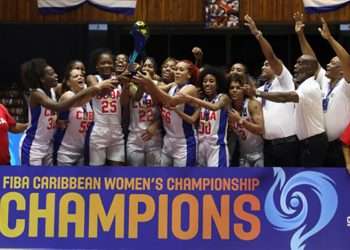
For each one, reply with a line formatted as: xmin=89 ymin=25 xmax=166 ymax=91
xmin=245 ymin=13 xmax=327 ymax=166
xmin=294 ymin=12 xmax=350 ymax=166
xmin=244 ymin=15 xmax=299 ymax=167
xmin=256 ymin=54 xmax=328 ymax=166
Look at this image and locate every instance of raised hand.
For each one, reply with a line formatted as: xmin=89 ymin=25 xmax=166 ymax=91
xmin=293 ymin=11 xmax=305 ymax=34
xmin=132 ymin=71 xmax=153 ymax=86
xmin=318 ymin=17 xmax=332 ymax=40
xmin=192 ymin=47 xmax=203 ymax=61
xmin=244 ymin=14 xmax=261 ymax=37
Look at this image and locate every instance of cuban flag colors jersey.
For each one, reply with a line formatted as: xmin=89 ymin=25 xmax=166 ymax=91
xmin=161 ymin=84 xmax=197 ymax=139
xmin=232 ymin=99 xmax=263 ymax=155
xmin=160 ymin=84 xmax=197 ymax=167
xmin=91 ymin=75 xmax=122 ymax=128
xmin=54 ymin=99 xmax=94 ymax=164
xmin=129 ymin=92 xmax=160 ymax=133
xmin=198 ymin=94 xmax=228 ymax=145
xmin=20 ymin=88 xmax=57 ymax=165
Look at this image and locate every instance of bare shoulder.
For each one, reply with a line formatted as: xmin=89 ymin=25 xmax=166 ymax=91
xmin=180 ymin=84 xmax=198 ymax=96
xmin=30 ymin=89 xmax=49 ymax=107
xmin=59 ymin=91 xmax=75 ymax=102
xmin=248 ymin=98 xmax=262 ymax=111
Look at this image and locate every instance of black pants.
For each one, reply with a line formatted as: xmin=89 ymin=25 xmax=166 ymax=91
xmin=324 ymin=139 xmax=345 ymax=167
xmin=264 ymin=135 xmax=299 ymax=167
xmin=299 ymin=132 xmax=328 ymax=167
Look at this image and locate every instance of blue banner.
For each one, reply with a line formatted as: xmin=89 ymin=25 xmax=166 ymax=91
xmin=0 ymin=167 xmax=348 ymax=250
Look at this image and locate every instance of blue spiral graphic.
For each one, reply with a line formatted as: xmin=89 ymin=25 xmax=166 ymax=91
xmin=264 ymin=168 xmax=338 ymax=250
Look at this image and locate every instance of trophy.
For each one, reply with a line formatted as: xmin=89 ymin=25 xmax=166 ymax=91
xmin=128 ymin=20 xmax=150 ymax=74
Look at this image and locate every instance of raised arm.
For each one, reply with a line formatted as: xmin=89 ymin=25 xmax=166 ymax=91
xmin=32 ymin=82 xmax=114 ymax=112
xmin=192 ymin=47 xmax=203 ymax=69
xmin=133 ymin=71 xmax=196 ymax=107
xmin=319 ymin=17 xmax=350 ymax=82
xmin=179 ymin=93 xmax=231 ymax=111
xmin=256 ymin=89 xmax=299 ymax=103
xmin=293 ymin=12 xmax=318 ymax=59
xmin=244 ymin=14 xmax=283 ymax=76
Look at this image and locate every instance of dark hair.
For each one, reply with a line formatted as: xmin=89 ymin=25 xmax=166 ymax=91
xmin=230 ymin=74 xmax=245 ymax=86
xmin=142 ymin=57 xmax=158 ymax=73
xmin=115 ymin=53 xmax=128 ymax=59
xmin=229 ymin=62 xmax=253 ymax=85
xmin=199 ymin=65 xmax=228 ymax=95
xmin=88 ymin=48 xmax=114 ymax=74
xmin=230 ymin=62 xmax=248 ymax=74
xmin=21 ymin=58 xmax=48 ymax=91
xmin=66 ymin=60 xmax=85 ymax=72
xmin=61 ymin=60 xmax=85 ymax=93
xmin=161 ymin=57 xmax=177 ymax=68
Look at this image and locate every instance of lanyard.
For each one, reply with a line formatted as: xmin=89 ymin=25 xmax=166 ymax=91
xmin=322 ymin=81 xmax=339 ymax=112
xmin=262 ymin=82 xmax=272 ymax=107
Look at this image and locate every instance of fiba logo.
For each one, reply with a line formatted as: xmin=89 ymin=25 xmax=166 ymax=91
xmin=347 ymin=216 xmax=350 ymax=227
xmin=265 ymin=168 xmax=338 ymax=250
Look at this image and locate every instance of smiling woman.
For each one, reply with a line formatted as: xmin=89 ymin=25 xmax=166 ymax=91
xmin=132 ymin=60 xmax=200 ymax=167
xmin=176 ymin=65 xmax=231 ymax=167
xmin=53 ymin=64 xmax=95 ymax=166
xmin=19 ymin=58 xmax=114 ymax=166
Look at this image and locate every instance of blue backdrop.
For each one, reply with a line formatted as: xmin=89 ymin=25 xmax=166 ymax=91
xmin=0 ymin=167 xmax=348 ymax=250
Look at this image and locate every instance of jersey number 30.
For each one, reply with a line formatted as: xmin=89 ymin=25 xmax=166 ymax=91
xmin=199 ymin=121 xmax=211 ymax=135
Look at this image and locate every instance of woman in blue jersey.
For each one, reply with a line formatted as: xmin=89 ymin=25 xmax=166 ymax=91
xmin=133 ymin=60 xmax=199 ymax=167
xmin=178 ymin=66 xmax=231 ymax=167
xmin=53 ymin=66 xmax=94 ymax=166
xmin=86 ymin=49 xmax=129 ymax=166
xmin=20 ymin=58 xmax=114 ymax=166
xmin=126 ymin=57 xmax=162 ymax=166
xmin=228 ymin=75 xmax=264 ymax=167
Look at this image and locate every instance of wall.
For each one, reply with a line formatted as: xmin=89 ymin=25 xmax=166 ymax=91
xmin=2 ymin=0 xmax=350 ymax=23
